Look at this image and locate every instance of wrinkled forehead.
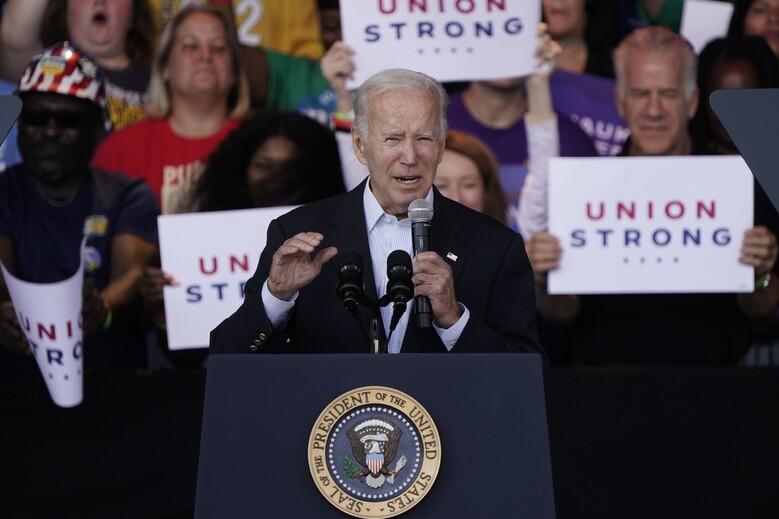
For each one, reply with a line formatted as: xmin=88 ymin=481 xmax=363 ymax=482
xmin=624 ymin=51 xmax=686 ymax=87
xmin=175 ymin=12 xmax=228 ymax=41
xmin=367 ymin=90 xmax=443 ymax=131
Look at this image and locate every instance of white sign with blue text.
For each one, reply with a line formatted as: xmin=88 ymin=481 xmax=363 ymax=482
xmin=340 ymin=0 xmax=540 ymax=86
xmin=548 ymin=156 xmax=754 ymax=294
xmin=158 ymin=207 xmax=297 ymax=350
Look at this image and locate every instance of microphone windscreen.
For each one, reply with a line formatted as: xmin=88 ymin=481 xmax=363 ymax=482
xmin=387 ymin=249 xmax=412 ymax=274
xmin=409 ymin=199 xmax=434 ymax=223
xmin=337 ymin=250 xmax=363 ymax=271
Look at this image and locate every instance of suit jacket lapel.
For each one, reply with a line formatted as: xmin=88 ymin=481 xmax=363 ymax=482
xmin=327 ymin=179 xmax=388 ymax=345
xmin=429 ymin=193 xmax=469 ymax=284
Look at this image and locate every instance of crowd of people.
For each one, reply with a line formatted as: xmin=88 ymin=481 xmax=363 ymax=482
xmin=1 ymin=0 xmax=779 ymax=371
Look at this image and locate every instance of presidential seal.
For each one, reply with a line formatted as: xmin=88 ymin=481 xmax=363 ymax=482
xmin=308 ymin=386 xmax=441 ymax=518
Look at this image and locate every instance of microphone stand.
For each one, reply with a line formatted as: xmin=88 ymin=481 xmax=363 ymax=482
xmin=344 ymin=294 xmax=391 ymax=354
xmin=336 ymin=262 xmax=399 ymax=354
xmin=370 ymin=296 xmax=393 ymax=354
xmin=369 ymin=310 xmax=381 ymax=354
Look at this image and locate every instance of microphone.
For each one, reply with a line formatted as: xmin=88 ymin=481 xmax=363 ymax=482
xmin=335 ymin=251 xmax=364 ymax=312
xmin=409 ymin=199 xmax=434 ymax=328
xmin=386 ymin=250 xmax=414 ymax=333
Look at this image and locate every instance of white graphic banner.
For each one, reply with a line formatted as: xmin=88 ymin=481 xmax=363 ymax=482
xmin=548 ymin=156 xmax=754 ymax=294
xmin=158 ymin=207 xmax=296 ymax=350
xmin=340 ymin=0 xmax=540 ymax=86
xmin=1 ymin=240 xmax=85 ymax=408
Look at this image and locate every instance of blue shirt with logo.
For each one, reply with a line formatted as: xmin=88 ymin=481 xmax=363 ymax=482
xmin=0 ymin=165 xmax=159 ymax=370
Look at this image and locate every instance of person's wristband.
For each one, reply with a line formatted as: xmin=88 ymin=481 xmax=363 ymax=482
xmin=332 ymin=110 xmax=354 ymax=132
xmin=153 ymin=310 xmax=167 ymax=331
xmin=99 ymin=298 xmax=113 ymax=332
xmin=755 ymin=272 xmax=772 ymax=291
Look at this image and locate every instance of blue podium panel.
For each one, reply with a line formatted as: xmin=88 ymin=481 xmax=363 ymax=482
xmin=195 ymin=353 xmax=555 ymax=518
xmin=0 ymin=95 xmax=21 ymax=145
xmin=711 ymin=88 xmax=779 ymax=212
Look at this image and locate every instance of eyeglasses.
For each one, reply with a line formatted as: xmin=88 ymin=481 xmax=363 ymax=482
xmin=20 ymin=109 xmax=88 ymax=129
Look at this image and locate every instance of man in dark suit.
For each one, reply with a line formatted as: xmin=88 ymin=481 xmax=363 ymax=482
xmin=209 ymin=68 xmax=542 ymax=356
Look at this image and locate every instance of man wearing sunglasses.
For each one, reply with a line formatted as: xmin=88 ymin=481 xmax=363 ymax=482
xmin=0 ymin=42 xmax=160 ymax=373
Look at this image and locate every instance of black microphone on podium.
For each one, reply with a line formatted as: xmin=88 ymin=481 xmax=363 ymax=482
xmin=385 ymin=250 xmax=414 ymax=334
xmin=408 ymin=199 xmax=433 ymax=328
xmin=336 ymin=250 xmax=383 ymax=353
xmin=335 ymin=250 xmax=365 ymax=312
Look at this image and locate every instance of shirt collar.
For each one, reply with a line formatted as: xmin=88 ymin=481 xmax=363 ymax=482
xmin=362 ymin=179 xmax=434 ymax=232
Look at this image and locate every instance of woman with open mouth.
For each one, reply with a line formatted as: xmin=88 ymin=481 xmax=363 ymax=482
xmin=0 ymin=0 xmax=157 ymax=131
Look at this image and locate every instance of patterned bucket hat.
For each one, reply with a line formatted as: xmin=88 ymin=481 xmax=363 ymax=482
xmin=17 ymin=41 xmax=112 ymax=132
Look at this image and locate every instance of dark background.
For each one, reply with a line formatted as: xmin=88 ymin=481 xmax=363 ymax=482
xmin=2 ymin=365 xmax=778 ymax=518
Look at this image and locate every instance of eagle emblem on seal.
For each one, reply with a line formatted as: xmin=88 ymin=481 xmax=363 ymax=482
xmin=345 ymin=418 xmax=408 ymax=489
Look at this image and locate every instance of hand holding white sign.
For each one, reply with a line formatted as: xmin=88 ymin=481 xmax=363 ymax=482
xmin=159 ymin=207 xmax=297 ymax=350
xmin=320 ymin=40 xmax=356 ymax=113
xmin=0 ymin=300 xmax=27 ymax=355
xmin=0 ymin=241 xmax=86 ymax=408
xmin=548 ymin=156 xmax=754 ymax=294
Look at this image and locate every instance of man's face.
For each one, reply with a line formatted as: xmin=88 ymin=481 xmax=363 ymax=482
xmin=352 ymin=91 xmax=445 ymax=218
xmin=616 ymin=51 xmax=698 ymax=156
xmin=18 ymin=93 xmax=100 ymax=188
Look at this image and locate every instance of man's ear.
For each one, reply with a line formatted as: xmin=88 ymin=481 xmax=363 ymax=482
xmin=614 ymin=85 xmax=626 ymax=120
xmin=687 ymin=86 xmax=699 ymax=120
xmin=352 ymin=128 xmax=368 ymax=165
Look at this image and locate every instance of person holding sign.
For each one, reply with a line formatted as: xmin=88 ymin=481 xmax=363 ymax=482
xmin=523 ymin=27 xmax=779 ymax=365
xmin=542 ymin=0 xmax=617 ymax=78
xmin=446 ymin=31 xmax=598 ymax=217
xmin=210 ymin=68 xmax=542 ymax=357
xmin=141 ymin=111 xmax=347 ymax=366
xmin=0 ymin=42 xmax=159 ymax=373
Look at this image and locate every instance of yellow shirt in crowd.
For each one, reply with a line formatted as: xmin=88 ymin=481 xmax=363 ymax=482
xmin=148 ymin=0 xmax=324 ymax=59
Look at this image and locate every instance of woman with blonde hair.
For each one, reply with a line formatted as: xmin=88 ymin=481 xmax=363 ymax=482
xmin=92 ymin=4 xmax=250 ymax=214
